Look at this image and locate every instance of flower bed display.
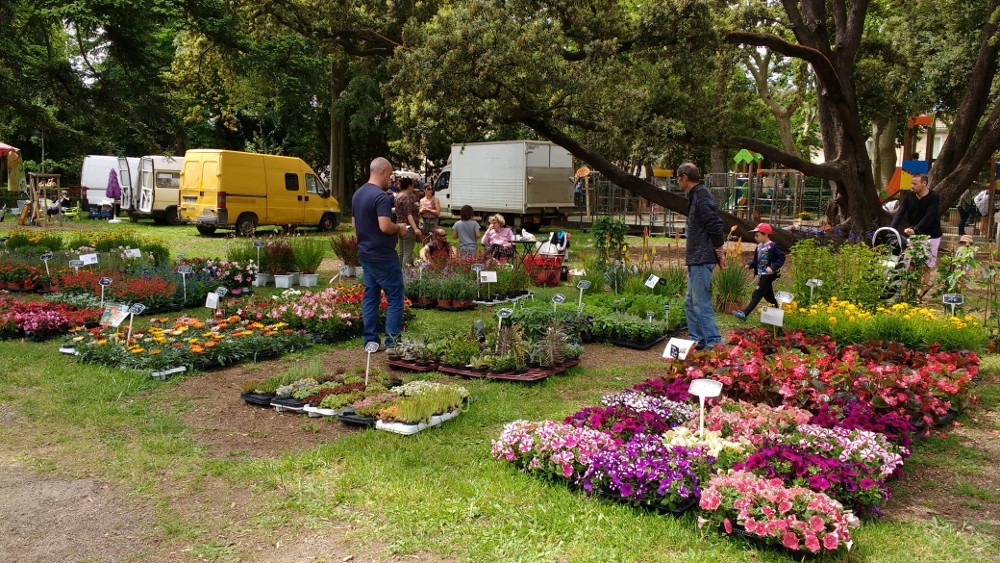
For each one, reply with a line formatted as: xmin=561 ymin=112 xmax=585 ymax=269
xmin=647 ymin=329 xmax=978 ymax=429
xmin=784 ymin=298 xmax=986 ymax=351
xmin=0 ymin=295 xmax=101 ymax=340
xmin=491 ymin=327 xmax=979 ymax=555
xmin=72 ymin=315 xmax=312 ymax=371
xmin=236 ymin=286 xmax=407 ymax=342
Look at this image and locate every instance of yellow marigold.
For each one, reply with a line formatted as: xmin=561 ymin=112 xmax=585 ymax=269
xmin=149 ymin=349 xmax=161 ymax=355
xmin=903 ymin=314 xmax=911 ymax=320
xmin=829 ymin=317 xmax=837 ymax=324
xmin=97 ymin=339 xmax=107 ymax=346
xmin=849 ymin=316 xmax=856 ymax=322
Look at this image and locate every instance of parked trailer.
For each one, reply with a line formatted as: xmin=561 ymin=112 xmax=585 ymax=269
xmin=435 ymin=141 xmax=575 ymax=229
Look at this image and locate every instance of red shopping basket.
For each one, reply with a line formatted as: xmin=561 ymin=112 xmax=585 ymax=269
xmin=524 ymin=254 xmax=563 ymax=287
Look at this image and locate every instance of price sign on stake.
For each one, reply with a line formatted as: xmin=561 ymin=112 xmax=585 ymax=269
xmin=774 ymin=291 xmax=795 ymax=309
xmin=124 ymin=248 xmax=142 ymax=259
xmin=364 ymin=341 xmax=380 ymax=387
xmin=497 ymin=307 xmax=513 ymax=336
xmin=68 ymin=259 xmax=84 ymax=273
xmin=80 ymin=253 xmax=99 ymax=266
xmin=688 ymin=379 xmax=724 ymax=440
xmin=663 ymin=338 xmax=696 ymax=361
xmin=126 ymin=303 xmax=146 ymax=340
xmin=40 ymin=252 xmax=53 ymax=276
xmin=644 ymin=274 xmax=660 ymax=289
xmin=943 ymin=293 xmax=964 ymax=316
xmin=205 ymin=292 xmax=219 ymax=309
xmin=98 ymin=277 xmax=112 ymax=307
xmin=177 ymin=253 xmax=185 ymax=260
xmin=761 ymin=305 xmax=784 ymax=327
xmin=177 ymin=265 xmax=193 ymax=303
xmin=664 ymin=303 xmax=672 ymax=330
xmin=646 ymin=311 xmax=655 ymax=322
xmin=576 ymin=279 xmax=591 ymax=309
xmin=806 ymin=278 xmax=823 ymax=302
xmin=216 ymin=287 xmax=228 ymax=297
xmin=551 ymin=293 xmax=565 ymax=313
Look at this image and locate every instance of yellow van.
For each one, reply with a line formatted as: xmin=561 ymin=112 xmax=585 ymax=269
xmin=178 ymin=149 xmax=340 ymax=236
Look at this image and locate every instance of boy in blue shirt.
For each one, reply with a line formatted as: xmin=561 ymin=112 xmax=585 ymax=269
xmin=733 ymin=223 xmax=785 ymax=321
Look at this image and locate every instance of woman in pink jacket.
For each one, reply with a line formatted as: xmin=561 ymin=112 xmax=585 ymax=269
xmin=482 ymin=213 xmax=515 ymax=259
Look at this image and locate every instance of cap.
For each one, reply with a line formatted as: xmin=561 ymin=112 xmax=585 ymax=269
xmin=959 ymin=234 xmax=974 ymax=245
xmin=750 ymin=223 xmax=773 ymax=235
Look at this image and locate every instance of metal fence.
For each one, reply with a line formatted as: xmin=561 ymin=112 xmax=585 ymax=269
xmin=570 ymin=171 xmax=832 ymax=234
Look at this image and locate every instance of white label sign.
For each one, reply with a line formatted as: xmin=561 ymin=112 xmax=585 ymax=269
xmin=761 ymin=305 xmax=784 ymax=327
xmin=80 ymin=253 xmax=99 ymax=265
xmin=124 ymin=248 xmax=142 ymax=259
xmin=775 ymin=291 xmax=795 ymax=305
xmin=480 ymin=271 xmax=498 ymax=283
xmin=644 ymin=274 xmax=660 ymax=289
xmin=205 ymin=292 xmax=220 ymax=309
xmin=806 ymin=278 xmax=823 ymax=288
xmin=177 ymin=265 xmax=193 ymax=275
xmin=663 ymin=338 xmax=696 ymax=361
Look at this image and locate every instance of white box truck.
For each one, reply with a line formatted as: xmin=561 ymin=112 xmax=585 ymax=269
xmin=80 ymin=155 xmax=138 ymax=211
xmin=434 ymin=141 xmax=575 ymax=229
xmin=127 ymin=155 xmax=184 ymax=224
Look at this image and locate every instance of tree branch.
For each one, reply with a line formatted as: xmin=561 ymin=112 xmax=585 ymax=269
xmin=728 ymin=136 xmax=841 ymax=181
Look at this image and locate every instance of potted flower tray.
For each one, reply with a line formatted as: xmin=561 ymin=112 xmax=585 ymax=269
xmin=437 ymin=365 xmax=489 ymax=378
xmin=337 ymin=407 xmax=375 ymax=427
xmin=375 ymin=410 xmax=460 ymax=435
xmin=386 ymin=359 xmax=438 ymax=372
xmin=302 ymin=405 xmax=339 ymax=418
xmin=241 ymin=392 xmax=276 ymax=407
xmin=270 ymin=396 xmax=307 ymax=413
xmin=486 ymin=370 xmax=551 ymax=383
xmin=604 ymin=333 xmax=670 ymax=351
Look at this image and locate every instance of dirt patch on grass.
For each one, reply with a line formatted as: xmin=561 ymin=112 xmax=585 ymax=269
xmin=888 ymin=372 xmax=1000 ymax=538
xmin=0 ymin=458 xmax=160 ymax=562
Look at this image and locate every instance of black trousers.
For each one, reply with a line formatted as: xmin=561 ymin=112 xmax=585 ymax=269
xmin=742 ymin=274 xmax=778 ymax=315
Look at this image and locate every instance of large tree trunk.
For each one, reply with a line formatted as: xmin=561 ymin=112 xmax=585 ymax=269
xmin=872 ymin=120 xmax=897 ymax=192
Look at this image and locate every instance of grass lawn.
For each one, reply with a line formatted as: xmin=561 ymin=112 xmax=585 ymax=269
xmin=1 ymin=220 xmax=999 ymax=561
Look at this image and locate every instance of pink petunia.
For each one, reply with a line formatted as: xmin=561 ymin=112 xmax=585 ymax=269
xmin=823 ymin=533 xmax=839 ymax=550
xmin=782 ymin=532 xmax=800 ymax=551
xmin=809 ymin=515 xmax=825 ymax=532
xmin=723 ymin=518 xmax=732 ymax=534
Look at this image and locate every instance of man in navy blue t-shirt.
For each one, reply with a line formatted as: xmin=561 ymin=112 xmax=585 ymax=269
xmin=352 ymin=157 xmax=410 ymax=349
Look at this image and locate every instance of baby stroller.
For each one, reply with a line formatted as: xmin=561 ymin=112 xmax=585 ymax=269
xmin=871 ymin=226 xmax=907 ymax=301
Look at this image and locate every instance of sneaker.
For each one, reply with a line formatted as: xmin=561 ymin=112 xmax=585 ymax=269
xmin=732 ymin=310 xmax=746 ymax=321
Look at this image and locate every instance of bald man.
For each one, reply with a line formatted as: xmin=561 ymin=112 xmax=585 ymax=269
xmin=352 ymin=157 xmax=408 ymax=350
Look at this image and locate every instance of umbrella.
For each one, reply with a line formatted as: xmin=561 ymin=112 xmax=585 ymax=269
xmin=0 ymin=142 xmax=18 ymax=156
xmin=106 ymin=169 xmax=121 ymax=200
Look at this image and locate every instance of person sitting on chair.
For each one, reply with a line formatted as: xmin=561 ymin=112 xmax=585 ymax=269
xmin=419 ymin=228 xmax=458 ymax=263
xmin=46 ymin=190 xmax=71 ymax=218
xmin=481 ymin=213 xmax=515 ymax=259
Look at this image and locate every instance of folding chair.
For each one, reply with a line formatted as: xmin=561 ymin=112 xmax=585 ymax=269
xmin=61 ymin=206 xmax=81 ymax=221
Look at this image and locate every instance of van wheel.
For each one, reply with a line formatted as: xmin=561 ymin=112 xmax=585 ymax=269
xmin=236 ymin=214 xmax=257 ymax=237
xmin=318 ymin=213 xmax=337 ymax=232
xmin=196 ymin=225 xmax=217 ymax=236
xmin=165 ymin=207 xmax=182 ymax=226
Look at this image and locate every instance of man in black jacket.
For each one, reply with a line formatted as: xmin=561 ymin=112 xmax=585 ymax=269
xmin=890 ymin=173 xmax=942 ymax=289
xmin=677 ymin=162 xmax=725 ymax=350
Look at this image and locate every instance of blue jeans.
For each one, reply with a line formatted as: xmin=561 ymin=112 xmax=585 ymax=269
xmin=685 ymin=263 xmax=721 ymax=348
xmin=360 ymin=258 xmax=405 ymax=347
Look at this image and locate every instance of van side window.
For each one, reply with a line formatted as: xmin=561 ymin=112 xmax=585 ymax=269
xmin=306 ymin=175 xmax=323 ymax=195
xmin=285 ymin=173 xmax=299 ymax=191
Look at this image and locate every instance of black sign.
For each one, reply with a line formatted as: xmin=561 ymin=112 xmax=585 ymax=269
xmin=552 ymin=293 xmax=566 ymax=304
xmin=576 ymin=280 xmax=591 ymax=290
xmin=215 ymin=287 xmax=229 ymax=296
xmin=497 ymin=308 xmax=513 ymax=319
xmin=471 ymin=264 xmax=484 ymax=272
xmin=69 ymin=260 xmax=84 ymax=268
xmin=177 ymin=265 xmax=193 ymax=275
xmin=669 ymin=344 xmax=680 ymax=359
xmin=253 ymin=241 xmax=265 ymax=248
xmin=98 ymin=277 xmax=113 ymax=286
xmin=943 ymin=294 xmax=964 ymax=305
xmin=177 ymin=253 xmax=186 ymax=260
xmin=40 ymin=252 xmax=54 ymax=261
xmin=128 ymin=303 xmax=147 ymax=315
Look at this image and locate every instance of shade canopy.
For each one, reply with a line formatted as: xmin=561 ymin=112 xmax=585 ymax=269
xmin=0 ymin=142 xmax=18 ymax=155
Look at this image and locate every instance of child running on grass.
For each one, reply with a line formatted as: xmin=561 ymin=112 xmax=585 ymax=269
xmin=733 ymin=223 xmax=785 ymax=321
